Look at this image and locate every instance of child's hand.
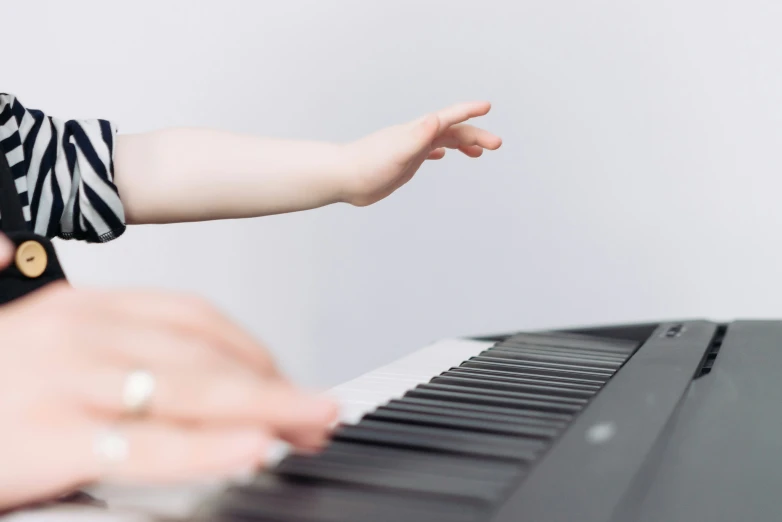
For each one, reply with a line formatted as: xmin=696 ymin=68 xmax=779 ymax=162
xmin=113 ymin=101 xmax=501 ymax=224
xmin=341 ymin=101 xmax=502 ymax=207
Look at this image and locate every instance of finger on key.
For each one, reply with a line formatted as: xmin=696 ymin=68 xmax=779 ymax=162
xmin=88 ymin=422 xmax=273 ymax=483
xmin=81 ymin=365 xmax=337 ymax=444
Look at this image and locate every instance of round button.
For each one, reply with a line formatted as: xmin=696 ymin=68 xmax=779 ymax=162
xmin=15 ymin=240 xmax=48 ymax=278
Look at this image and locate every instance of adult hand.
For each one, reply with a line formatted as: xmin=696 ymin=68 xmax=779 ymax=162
xmin=0 ymin=278 xmax=337 ymax=510
xmin=0 ymin=234 xmax=12 ymax=270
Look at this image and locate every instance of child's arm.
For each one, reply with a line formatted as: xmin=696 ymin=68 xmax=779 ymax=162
xmin=113 ymin=102 xmax=501 ymax=225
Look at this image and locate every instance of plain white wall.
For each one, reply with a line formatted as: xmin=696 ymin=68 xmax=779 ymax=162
xmin=6 ymin=0 xmax=782 ymax=387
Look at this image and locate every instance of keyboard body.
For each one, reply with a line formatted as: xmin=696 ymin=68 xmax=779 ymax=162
xmin=192 ymin=319 xmax=782 ymax=522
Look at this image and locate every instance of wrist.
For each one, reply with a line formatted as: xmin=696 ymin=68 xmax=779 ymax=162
xmin=333 ymin=141 xmax=375 ymax=207
xmin=326 ymin=142 xmax=357 ymax=206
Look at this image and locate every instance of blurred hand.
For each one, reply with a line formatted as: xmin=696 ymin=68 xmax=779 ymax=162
xmin=0 ymin=234 xmax=12 ymax=270
xmin=0 ymin=281 xmax=337 ymax=510
xmin=342 ymin=101 xmax=502 ymax=206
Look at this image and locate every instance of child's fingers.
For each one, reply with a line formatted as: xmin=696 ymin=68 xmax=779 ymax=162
xmin=434 ymin=125 xmax=502 ymax=151
xmin=459 ymin=145 xmax=484 ymax=158
xmin=434 ymin=102 xmax=491 ymax=131
xmin=427 ymin=148 xmax=446 ymax=160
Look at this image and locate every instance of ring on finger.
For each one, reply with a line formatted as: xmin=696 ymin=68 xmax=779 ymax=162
xmin=93 ymin=426 xmax=129 ymax=469
xmin=122 ymin=369 xmax=156 ymax=416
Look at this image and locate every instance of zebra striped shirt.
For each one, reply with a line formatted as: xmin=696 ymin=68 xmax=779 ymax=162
xmin=0 ymin=93 xmax=126 ymax=243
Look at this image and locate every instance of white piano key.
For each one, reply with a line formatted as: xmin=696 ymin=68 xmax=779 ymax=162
xmin=325 ymin=338 xmax=494 ymax=424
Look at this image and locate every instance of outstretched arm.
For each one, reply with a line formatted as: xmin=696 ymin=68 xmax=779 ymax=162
xmin=113 ymin=102 xmax=502 ymax=225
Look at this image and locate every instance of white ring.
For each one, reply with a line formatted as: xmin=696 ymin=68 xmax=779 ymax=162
xmin=122 ymin=369 xmax=156 ymax=416
xmin=93 ymin=428 xmax=128 ymax=466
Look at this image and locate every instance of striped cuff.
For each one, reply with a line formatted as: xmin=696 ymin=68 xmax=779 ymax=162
xmin=0 ymin=94 xmax=126 ymax=243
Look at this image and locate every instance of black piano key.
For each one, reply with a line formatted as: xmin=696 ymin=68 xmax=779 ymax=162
xmin=357 ymin=419 xmax=548 ymax=450
xmin=503 ymin=332 xmax=637 ymax=353
xmin=383 ymin=398 xmax=569 ymax=429
xmin=493 ymin=342 xmax=628 ymax=362
xmin=388 ymin=396 xmax=573 ymax=425
xmin=467 ymin=356 xmax=611 ymax=381
xmin=333 ymin=421 xmax=543 ymax=461
xmin=219 ymin=474 xmax=485 ymax=522
xmin=322 ymin=440 xmax=523 ymax=480
xmin=484 ymin=346 xmax=624 ymax=372
xmin=459 ymin=359 xmax=607 ymax=385
xmin=447 ymin=366 xmax=602 ymax=391
xmin=275 ymin=454 xmax=509 ymax=504
xmin=405 ymin=388 xmax=580 ymax=418
xmin=434 ymin=373 xmax=596 ymax=400
xmin=364 ymin=407 xmax=559 ymax=439
xmin=496 ymin=341 xmax=630 ymax=361
xmin=479 ymin=350 xmax=617 ymax=374
xmin=418 ymin=382 xmax=585 ymax=411
xmin=485 ymin=348 xmax=624 ymax=370
xmin=443 ymin=368 xmax=600 ymax=394
xmin=416 ymin=383 xmax=585 ymax=413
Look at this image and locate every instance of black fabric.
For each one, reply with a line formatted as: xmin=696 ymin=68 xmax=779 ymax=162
xmin=0 ymin=143 xmax=26 ymax=233
xmin=0 ymin=146 xmax=67 ymax=305
xmin=0 ymin=231 xmax=67 ymax=305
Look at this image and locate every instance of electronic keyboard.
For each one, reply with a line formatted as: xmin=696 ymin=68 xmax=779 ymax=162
xmin=9 ymin=320 xmax=782 ymax=522
xmin=188 ymin=319 xmax=782 ymax=522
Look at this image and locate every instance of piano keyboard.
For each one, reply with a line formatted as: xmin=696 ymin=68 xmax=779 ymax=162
xmin=199 ymin=331 xmax=641 ymax=522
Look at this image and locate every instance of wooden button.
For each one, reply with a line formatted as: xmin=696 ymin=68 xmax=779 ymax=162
xmin=15 ymin=240 xmax=48 ymax=278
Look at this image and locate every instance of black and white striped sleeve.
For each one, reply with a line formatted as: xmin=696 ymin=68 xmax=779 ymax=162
xmin=0 ymin=93 xmax=126 ymax=243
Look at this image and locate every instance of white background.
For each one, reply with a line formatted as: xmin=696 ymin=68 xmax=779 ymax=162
xmin=5 ymin=0 xmax=782 ymax=387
